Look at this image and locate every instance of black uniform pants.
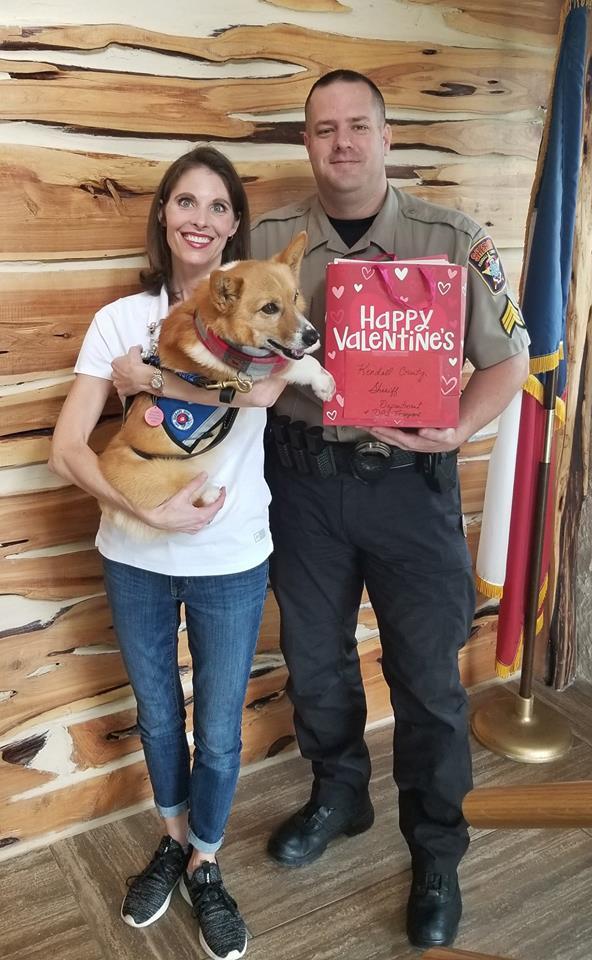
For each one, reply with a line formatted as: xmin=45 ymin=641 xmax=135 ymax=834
xmin=267 ymin=446 xmax=476 ymax=872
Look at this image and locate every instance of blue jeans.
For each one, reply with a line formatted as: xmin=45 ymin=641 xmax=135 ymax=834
xmin=102 ymin=557 xmax=268 ymax=853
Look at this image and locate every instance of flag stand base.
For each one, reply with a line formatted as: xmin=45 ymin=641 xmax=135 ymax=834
xmin=471 ymin=692 xmax=572 ymax=763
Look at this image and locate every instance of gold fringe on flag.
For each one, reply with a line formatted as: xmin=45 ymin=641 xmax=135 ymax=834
xmin=529 ymin=344 xmax=564 ymax=375
xmin=494 ymin=575 xmax=548 ymax=676
xmin=496 ymin=634 xmax=523 ymax=678
xmin=475 ymin=574 xmax=504 ymax=599
xmin=522 ymin=375 xmax=566 ymax=425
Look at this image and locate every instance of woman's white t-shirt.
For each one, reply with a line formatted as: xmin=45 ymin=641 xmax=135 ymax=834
xmin=75 ymin=286 xmax=272 ymax=576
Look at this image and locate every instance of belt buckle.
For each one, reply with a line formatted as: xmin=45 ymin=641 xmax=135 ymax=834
xmin=351 ymin=440 xmax=392 ymax=483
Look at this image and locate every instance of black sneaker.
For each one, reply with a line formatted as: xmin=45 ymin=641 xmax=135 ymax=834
xmin=180 ymin=861 xmax=247 ymax=960
xmin=121 ymin=835 xmax=189 ymax=928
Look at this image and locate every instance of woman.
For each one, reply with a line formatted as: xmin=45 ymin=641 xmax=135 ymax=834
xmin=50 ymin=146 xmax=284 ymax=960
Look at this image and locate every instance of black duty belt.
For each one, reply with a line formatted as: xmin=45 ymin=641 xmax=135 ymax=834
xmin=267 ymin=415 xmax=458 ymax=490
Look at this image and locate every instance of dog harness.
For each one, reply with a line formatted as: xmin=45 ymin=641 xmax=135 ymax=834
xmin=128 ymin=364 xmax=238 ymax=459
xmin=127 ymin=316 xmax=290 ymax=459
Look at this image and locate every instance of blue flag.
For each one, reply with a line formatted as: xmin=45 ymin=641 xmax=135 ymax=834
xmin=521 ymin=3 xmax=589 ymax=395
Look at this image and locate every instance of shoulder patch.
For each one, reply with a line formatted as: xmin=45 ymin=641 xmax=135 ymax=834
xmin=468 ymin=236 xmax=506 ymax=295
xmin=499 ymin=296 xmax=526 ymax=338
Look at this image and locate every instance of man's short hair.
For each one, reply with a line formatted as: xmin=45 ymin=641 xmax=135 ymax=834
xmin=305 ymin=70 xmax=386 ymax=124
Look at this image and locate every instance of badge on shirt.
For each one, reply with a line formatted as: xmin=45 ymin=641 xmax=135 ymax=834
xmin=468 ymin=236 xmax=506 ymax=295
xmin=499 ymin=295 xmax=527 ymax=338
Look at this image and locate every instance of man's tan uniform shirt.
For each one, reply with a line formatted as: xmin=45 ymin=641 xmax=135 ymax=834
xmin=251 ymin=185 xmax=530 ymax=443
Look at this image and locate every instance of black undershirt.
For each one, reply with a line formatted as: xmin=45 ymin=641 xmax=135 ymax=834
xmin=327 ymin=214 xmax=377 ymax=249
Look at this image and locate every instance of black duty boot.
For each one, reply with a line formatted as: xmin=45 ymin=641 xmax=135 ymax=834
xmin=406 ymin=870 xmax=462 ymax=948
xmin=267 ymin=793 xmax=374 ymax=867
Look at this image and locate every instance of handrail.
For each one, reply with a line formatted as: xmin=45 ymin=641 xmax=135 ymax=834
xmin=463 ymin=781 xmax=592 ymax=828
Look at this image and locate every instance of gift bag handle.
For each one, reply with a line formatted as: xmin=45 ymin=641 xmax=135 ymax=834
xmin=374 ymin=262 xmax=436 ymax=309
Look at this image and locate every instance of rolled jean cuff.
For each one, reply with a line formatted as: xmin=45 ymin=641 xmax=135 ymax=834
xmin=188 ymin=827 xmax=224 ymax=854
xmin=156 ymin=798 xmax=189 ymax=819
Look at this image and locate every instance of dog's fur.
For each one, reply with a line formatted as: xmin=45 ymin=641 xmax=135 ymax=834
xmin=99 ymin=232 xmax=334 ymax=539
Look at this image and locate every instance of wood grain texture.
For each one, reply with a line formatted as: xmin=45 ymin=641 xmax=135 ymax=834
xmin=407 ymin=0 xmax=562 ymax=47
xmin=464 ymin=781 xmax=592 ymax=828
xmin=0 ymin=420 xmax=119 ymax=470
xmin=0 ymin=25 xmax=553 ymax=122
xmin=264 ymin=0 xmax=351 ymax=9
xmin=0 ymin=386 xmax=120 ymax=438
xmin=0 ymin=623 xmax=499 ymax=845
xmin=0 ymin=549 xmax=103 ymax=600
xmin=459 ymin=458 xmax=488 ymax=514
xmin=13 ymin=692 xmax=592 ymax=957
xmin=0 ymin=758 xmax=54 ymax=804
xmin=0 ymin=597 xmax=126 ymax=737
xmin=422 ymin=950 xmax=511 ymax=960
xmin=0 ymin=847 xmax=105 ymax=960
xmin=46 ymin=705 xmax=592 ymax=959
xmin=0 ymin=146 xmax=532 ymax=263
xmin=0 ymin=487 xmax=100 ymax=556
xmin=0 ymin=267 xmax=140 ymax=376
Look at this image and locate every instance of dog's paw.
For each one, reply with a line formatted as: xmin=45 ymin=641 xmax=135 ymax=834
xmin=196 ymin=484 xmax=222 ymax=506
xmin=312 ymin=369 xmax=336 ymax=402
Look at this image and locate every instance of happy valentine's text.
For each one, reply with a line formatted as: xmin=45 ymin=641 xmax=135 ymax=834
xmin=330 ymin=306 xmax=455 ymax=352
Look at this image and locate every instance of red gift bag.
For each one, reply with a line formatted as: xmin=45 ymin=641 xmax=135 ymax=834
xmin=323 ymin=257 xmax=467 ymax=428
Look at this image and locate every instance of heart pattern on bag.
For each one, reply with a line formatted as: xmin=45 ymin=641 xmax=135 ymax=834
xmin=441 ymin=376 xmax=458 ymax=396
xmin=329 ymin=309 xmax=344 ymax=324
xmin=447 ymin=269 xmax=458 ymax=279
xmin=394 ymin=267 xmax=408 ymax=280
xmin=448 ymin=357 xmax=458 ymax=366
xmin=327 ymin=350 xmax=336 ymax=360
xmin=354 ymin=283 xmax=363 ymax=293
xmin=361 ymin=266 xmax=375 ymax=280
xmin=332 ymin=285 xmax=344 ymax=299
xmin=336 ymin=394 xmax=345 ymax=408
xmin=326 ymin=410 xmax=337 ymax=421
xmin=438 ymin=282 xmax=451 ymax=296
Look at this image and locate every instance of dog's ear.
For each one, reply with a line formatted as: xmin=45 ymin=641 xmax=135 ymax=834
xmin=273 ymin=231 xmax=307 ymax=277
xmin=210 ymin=270 xmax=244 ymax=312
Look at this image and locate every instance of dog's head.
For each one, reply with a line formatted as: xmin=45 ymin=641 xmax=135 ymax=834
xmin=204 ymin=232 xmax=319 ymax=360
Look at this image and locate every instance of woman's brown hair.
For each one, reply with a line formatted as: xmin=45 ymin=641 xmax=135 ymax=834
xmin=140 ymin=146 xmax=251 ymax=297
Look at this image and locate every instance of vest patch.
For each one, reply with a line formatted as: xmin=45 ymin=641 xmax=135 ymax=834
xmin=157 ymin=397 xmax=226 ymax=452
xmin=468 ymin=236 xmax=506 ymax=295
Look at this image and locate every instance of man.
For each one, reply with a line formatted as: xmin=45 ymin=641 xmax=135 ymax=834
xmin=251 ymin=70 xmax=529 ymax=949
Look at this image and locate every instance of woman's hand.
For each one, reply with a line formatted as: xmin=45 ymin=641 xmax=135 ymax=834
xmin=111 ymin=345 xmax=151 ymax=399
xmin=236 ymin=376 xmax=287 ymax=408
xmin=141 ymin=472 xmax=226 ymax=534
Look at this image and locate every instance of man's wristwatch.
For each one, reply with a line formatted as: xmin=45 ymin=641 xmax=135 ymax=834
xmin=150 ymin=369 xmax=164 ymax=394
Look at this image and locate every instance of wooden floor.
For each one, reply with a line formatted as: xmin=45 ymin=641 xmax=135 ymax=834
xmin=2 ymin=680 xmax=592 ymax=960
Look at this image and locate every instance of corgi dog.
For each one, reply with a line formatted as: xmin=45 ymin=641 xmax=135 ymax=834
xmin=99 ymin=231 xmax=335 ymax=539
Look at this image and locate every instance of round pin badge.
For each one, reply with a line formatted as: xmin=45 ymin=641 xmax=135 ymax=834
xmin=144 ymin=405 xmax=164 ymax=427
xmin=172 ymin=408 xmax=194 ymax=431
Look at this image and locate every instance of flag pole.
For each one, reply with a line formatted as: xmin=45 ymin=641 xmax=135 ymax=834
xmin=470 ymin=0 xmax=591 ymax=762
xmin=471 ymin=366 xmax=571 ymax=762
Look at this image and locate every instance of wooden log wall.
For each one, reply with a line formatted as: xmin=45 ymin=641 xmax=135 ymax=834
xmin=0 ymin=0 xmax=561 ymax=857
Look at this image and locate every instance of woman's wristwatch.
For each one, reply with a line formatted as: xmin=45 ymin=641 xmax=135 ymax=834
xmin=150 ymin=368 xmax=164 ymax=394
